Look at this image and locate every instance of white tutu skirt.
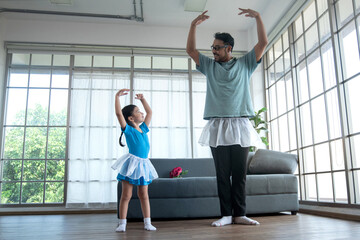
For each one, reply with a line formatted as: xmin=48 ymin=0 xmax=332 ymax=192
xmin=111 ymin=153 xmax=158 ymax=186
xmin=198 ymin=118 xmax=263 ymax=148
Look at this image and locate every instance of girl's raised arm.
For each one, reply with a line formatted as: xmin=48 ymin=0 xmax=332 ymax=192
xmin=136 ymin=94 xmax=152 ymax=126
xmin=115 ymin=89 xmax=130 ymax=129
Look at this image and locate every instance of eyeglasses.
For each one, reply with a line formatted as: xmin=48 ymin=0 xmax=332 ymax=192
xmin=211 ymin=45 xmax=228 ymax=51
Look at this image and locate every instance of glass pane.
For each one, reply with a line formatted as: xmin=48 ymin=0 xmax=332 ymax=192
xmin=278 ymin=114 xmax=289 ymax=151
xmin=285 ymin=73 xmax=294 ymax=110
xmin=274 ymin=38 xmax=282 ymax=60
xmin=334 ymin=172 xmax=348 ymax=202
xmin=27 ymin=89 xmax=49 ymax=125
xmin=300 ymin=103 xmax=312 ymax=146
xmin=305 ymin=24 xmax=319 ymax=53
xmin=297 ymin=61 xmax=309 ymax=104
xmin=21 ymin=182 xmax=44 ymax=203
xmin=173 ymin=57 xmax=188 ymax=70
xmin=12 ymin=53 xmax=30 ymax=65
xmin=24 ymin=127 xmax=47 ymax=159
xmin=1 ymin=182 xmax=20 ymax=204
xmin=93 ymin=55 xmax=113 ymax=68
xmin=284 ymin=50 xmax=291 ymax=73
xmin=357 ymin=0 xmax=360 ymax=13
xmin=295 ymin=37 xmax=305 ymax=63
xmin=346 ymin=76 xmax=360 ymax=134
xmin=319 ymin=12 xmax=331 ymax=43
xmin=308 ymin=50 xmax=323 ymax=98
xmin=6 ymin=88 xmax=27 ymax=125
xmin=311 ymin=95 xmax=328 ymax=143
xmin=339 ymin=21 xmax=360 ymax=79
xmin=354 ymin=170 xmax=360 ymax=203
xmin=47 ymin=127 xmax=66 ymax=159
xmin=283 ymin=31 xmax=289 ymax=50
xmin=326 ymin=89 xmax=342 ymax=139
xmin=315 ymin=142 xmax=331 ymax=172
xmin=9 ymin=68 xmax=28 ymax=87
xmin=49 ymin=90 xmax=68 ymax=126
xmin=23 ymin=160 xmax=45 ymax=180
xmin=288 ymin=111 xmax=297 ymax=150
xmin=134 ymin=56 xmax=151 ymax=69
xmin=53 ymin=54 xmax=70 ymax=66
xmin=303 ymin=1 xmax=317 ymax=30
xmin=321 ymin=40 xmax=336 ymax=90
xmin=114 ymin=56 xmax=131 ymax=68
xmin=52 ymin=70 xmax=69 ymax=88
xmin=269 ymin=85 xmax=277 ymax=119
xmin=270 ymin=119 xmax=279 ymax=151
xmin=153 ymin=57 xmax=171 ymax=69
xmin=275 ymin=55 xmax=284 ymax=80
xmin=317 ymin=0 xmax=328 ymax=16
xmin=268 ymin=47 xmax=274 ymax=66
xmin=294 ymin=15 xmax=304 ymax=39
xmin=351 ymin=135 xmax=360 ymax=168
xmin=46 ymin=160 xmax=65 ymax=180
xmin=45 ymin=182 xmax=64 ymax=203
xmin=3 ymin=127 xmax=24 ymax=159
xmin=268 ymin=64 xmax=276 ymax=86
xmin=29 ymin=69 xmax=51 ymax=88
xmin=31 ymin=54 xmax=52 ymax=66
xmin=336 ymin=0 xmax=354 ymax=27
xmin=305 ymin=174 xmax=317 ymax=200
xmin=74 ymin=55 xmax=92 ymax=67
xmin=318 ymin=173 xmax=333 ymax=202
xmin=277 ymin=78 xmax=287 ymax=115
xmin=303 ymin=146 xmax=315 ymax=173
xmin=331 ymin=139 xmax=345 ymax=170
xmin=1 ymin=160 xmax=22 ymax=180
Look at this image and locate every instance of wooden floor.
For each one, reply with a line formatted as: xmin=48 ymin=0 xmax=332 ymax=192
xmin=0 ymin=213 xmax=360 ymax=240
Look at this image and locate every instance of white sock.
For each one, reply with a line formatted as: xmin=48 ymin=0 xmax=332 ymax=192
xmin=211 ymin=216 xmax=232 ymax=227
xmin=233 ymin=216 xmax=260 ymax=225
xmin=115 ymin=219 xmax=127 ymax=232
xmin=144 ymin=218 xmax=156 ymax=231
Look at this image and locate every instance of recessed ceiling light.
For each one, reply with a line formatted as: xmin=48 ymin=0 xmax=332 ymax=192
xmin=184 ymin=0 xmax=207 ymax=12
xmin=49 ymin=0 xmax=73 ymax=5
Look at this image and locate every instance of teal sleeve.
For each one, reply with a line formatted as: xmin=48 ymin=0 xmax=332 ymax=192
xmin=140 ymin=123 xmax=149 ymax=133
xmin=243 ymin=48 xmax=261 ymax=74
xmin=196 ymin=53 xmax=213 ymax=75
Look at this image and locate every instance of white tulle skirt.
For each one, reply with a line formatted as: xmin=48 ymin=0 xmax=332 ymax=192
xmin=111 ymin=153 xmax=158 ymax=186
xmin=198 ymin=118 xmax=263 ymax=148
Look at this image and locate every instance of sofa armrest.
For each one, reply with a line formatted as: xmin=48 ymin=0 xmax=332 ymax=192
xmin=248 ymin=149 xmax=298 ymax=174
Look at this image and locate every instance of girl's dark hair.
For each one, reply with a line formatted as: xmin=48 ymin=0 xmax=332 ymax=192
xmin=119 ymin=104 xmax=137 ymax=147
xmin=214 ymin=32 xmax=234 ymax=52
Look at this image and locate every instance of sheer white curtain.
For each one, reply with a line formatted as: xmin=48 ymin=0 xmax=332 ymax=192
xmin=134 ymin=72 xmax=192 ymax=158
xmin=66 ymin=71 xmax=130 ymax=208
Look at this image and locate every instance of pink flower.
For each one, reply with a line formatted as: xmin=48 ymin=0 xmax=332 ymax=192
xmin=170 ymin=167 xmax=183 ymax=178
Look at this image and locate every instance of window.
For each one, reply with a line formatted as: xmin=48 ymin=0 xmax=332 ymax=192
xmin=265 ymin=0 xmax=360 ymax=206
xmin=0 ymin=49 xmax=218 ymax=206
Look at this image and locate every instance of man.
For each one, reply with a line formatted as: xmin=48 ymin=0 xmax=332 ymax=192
xmin=186 ymin=8 xmax=268 ymax=227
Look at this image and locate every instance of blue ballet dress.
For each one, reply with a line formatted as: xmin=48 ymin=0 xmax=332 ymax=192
xmin=111 ymin=123 xmax=158 ymax=185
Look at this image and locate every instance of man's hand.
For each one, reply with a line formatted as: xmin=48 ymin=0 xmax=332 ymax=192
xmin=191 ymin=10 xmax=210 ymax=26
xmin=238 ymin=8 xmax=260 ymax=18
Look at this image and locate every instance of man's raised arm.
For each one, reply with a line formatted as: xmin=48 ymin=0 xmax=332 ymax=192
xmin=186 ymin=11 xmax=210 ymax=66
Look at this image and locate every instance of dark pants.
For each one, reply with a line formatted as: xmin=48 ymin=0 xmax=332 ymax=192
xmin=211 ymin=145 xmax=249 ymax=217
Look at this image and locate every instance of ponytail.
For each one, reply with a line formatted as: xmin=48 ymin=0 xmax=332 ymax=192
xmin=118 ymin=104 xmax=137 ymax=147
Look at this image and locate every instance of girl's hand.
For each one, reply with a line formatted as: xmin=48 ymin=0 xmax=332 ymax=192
xmin=238 ymin=8 xmax=259 ymax=18
xmin=116 ymin=89 xmax=130 ymax=97
xmin=135 ymin=94 xmax=144 ymax=100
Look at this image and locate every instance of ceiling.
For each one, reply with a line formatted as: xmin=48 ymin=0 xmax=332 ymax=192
xmin=0 ymin=0 xmax=296 ymax=33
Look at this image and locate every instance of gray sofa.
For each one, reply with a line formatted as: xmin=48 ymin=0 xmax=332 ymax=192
xmin=117 ymin=149 xmax=299 ymax=219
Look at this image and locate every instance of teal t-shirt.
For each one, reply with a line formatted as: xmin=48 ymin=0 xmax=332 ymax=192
xmin=196 ymin=48 xmax=260 ymax=120
xmin=122 ymin=123 xmax=150 ymax=159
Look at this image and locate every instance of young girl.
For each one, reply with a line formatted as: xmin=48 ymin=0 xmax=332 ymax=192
xmin=111 ymin=88 xmax=158 ymax=232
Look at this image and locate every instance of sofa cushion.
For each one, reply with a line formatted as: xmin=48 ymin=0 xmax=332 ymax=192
xmin=246 ymin=174 xmax=298 ymax=195
xmin=145 ymin=177 xmax=218 ymax=199
xmin=248 ymin=149 xmax=298 ymax=174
